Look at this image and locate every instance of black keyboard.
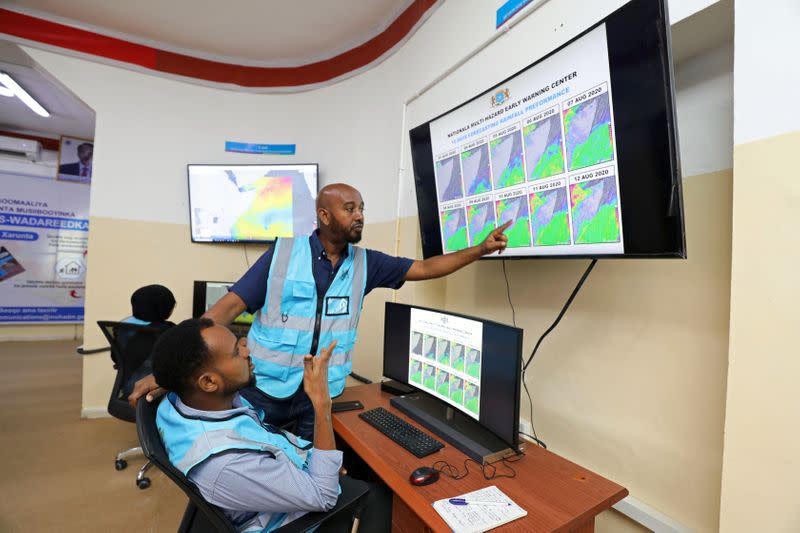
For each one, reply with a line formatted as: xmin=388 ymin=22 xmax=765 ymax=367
xmin=359 ymin=407 xmax=444 ymax=458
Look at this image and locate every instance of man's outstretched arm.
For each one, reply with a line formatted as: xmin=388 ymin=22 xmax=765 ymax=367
xmin=405 ymin=220 xmax=511 ymax=281
xmin=203 ymin=291 xmax=248 ymax=326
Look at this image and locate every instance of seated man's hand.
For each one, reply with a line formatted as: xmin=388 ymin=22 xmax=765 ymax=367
xmin=128 ymin=373 xmax=166 ymax=408
xmin=303 ymin=340 xmax=336 ymax=410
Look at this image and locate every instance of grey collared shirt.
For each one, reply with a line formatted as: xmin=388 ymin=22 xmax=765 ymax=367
xmin=174 ymin=394 xmax=342 ymax=531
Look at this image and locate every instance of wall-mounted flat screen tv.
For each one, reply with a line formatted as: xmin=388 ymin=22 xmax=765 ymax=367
xmin=409 ymin=0 xmax=685 ymax=259
xmin=188 ymin=164 xmax=318 ymax=243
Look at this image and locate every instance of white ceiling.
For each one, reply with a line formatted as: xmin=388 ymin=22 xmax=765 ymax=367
xmin=5 ymin=0 xmax=416 ymax=65
xmin=0 ymin=41 xmax=95 ymax=140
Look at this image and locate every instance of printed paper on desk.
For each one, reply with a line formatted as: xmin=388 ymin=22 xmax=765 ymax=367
xmin=432 ymin=485 xmax=526 ymax=532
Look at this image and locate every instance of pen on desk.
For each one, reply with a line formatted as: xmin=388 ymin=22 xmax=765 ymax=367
xmin=448 ymin=498 xmax=511 ymax=506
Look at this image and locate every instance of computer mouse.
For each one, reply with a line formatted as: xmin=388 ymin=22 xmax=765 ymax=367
xmin=409 ymin=466 xmax=440 ymax=486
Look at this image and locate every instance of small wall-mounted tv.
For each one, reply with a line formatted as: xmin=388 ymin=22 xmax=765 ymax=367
xmin=409 ymin=0 xmax=685 ymax=259
xmin=188 ymin=164 xmax=318 ymax=243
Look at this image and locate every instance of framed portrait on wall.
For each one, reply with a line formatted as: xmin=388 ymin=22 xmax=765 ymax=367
xmin=57 ymin=136 xmax=94 ymax=184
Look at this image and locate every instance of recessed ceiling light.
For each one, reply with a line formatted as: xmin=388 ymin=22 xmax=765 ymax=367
xmin=0 ymin=72 xmax=50 ymax=117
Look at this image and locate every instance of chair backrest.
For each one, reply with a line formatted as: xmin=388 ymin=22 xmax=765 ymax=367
xmin=97 ymin=321 xmax=169 ymax=422
xmin=136 ymin=396 xmax=237 ymax=533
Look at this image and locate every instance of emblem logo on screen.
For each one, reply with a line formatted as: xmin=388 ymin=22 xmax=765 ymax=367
xmin=491 ymin=88 xmax=510 ymax=107
xmin=325 ymin=296 xmax=349 ymax=316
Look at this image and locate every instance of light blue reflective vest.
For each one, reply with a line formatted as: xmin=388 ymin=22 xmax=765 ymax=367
xmin=247 ymin=237 xmax=367 ymax=398
xmin=156 ymin=392 xmax=313 ymax=533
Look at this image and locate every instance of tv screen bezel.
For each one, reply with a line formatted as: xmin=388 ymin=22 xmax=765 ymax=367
xmin=409 ymin=0 xmax=685 ymax=260
xmin=187 ymin=163 xmax=319 ymax=244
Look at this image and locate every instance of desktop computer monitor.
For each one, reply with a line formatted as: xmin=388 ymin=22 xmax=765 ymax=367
xmin=383 ymin=302 xmax=522 ymax=452
xmin=192 ymin=280 xmax=254 ymax=326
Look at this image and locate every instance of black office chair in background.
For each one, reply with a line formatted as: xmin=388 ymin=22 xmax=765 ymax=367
xmin=97 ymin=320 xmax=170 ymax=489
xmin=136 ymin=396 xmax=371 ymax=532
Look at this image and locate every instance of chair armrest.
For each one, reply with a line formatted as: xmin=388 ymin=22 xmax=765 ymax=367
xmin=76 ymin=345 xmax=111 ymax=355
xmin=272 ymin=476 xmax=370 ymax=533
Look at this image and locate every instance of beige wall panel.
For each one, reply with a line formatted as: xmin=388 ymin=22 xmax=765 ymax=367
xmin=432 ymin=170 xmax=732 ymax=533
xmin=720 ymin=131 xmax=800 ymax=533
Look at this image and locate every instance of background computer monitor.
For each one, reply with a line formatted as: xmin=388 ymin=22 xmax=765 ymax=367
xmin=383 ymin=302 xmax=522 ymax=448
xmin=188 ymin=163 xmax=318 ymax=243
xmin=192 ymin=280 xmax=254 ymax=326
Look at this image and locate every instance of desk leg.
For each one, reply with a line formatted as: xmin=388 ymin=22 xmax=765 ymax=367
xmin=571 ymin=518 xmax=595 ymax=533
xmin=391 ymin=493 xmax=432 ymax=533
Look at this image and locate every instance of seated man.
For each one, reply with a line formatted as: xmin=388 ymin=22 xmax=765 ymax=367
xmin=152 ymin=318 xmax=380 ymax=532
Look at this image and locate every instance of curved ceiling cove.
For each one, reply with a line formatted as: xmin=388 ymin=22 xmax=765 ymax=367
xmin=0 ymin=1 xmax=440 ymax=92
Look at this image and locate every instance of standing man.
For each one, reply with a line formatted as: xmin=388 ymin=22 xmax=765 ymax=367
xmin=131 ymin=183 xmax=509 ymax=439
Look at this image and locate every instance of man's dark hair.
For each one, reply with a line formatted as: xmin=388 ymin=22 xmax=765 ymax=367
xmin=77 ymin=142 xmax=93 ymax=151
xmin=152 ymin=318 xmax=214 ymax=396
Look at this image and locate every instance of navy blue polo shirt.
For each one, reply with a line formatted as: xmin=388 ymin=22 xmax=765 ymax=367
xmin=231 ymin=231 xmax=415 ymax=314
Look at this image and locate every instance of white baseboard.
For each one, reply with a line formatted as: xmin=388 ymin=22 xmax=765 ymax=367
xmin=613 ymin=495 xmax=695 ymax=533
xmin=81 ymin=407 xmax=111 ymax=419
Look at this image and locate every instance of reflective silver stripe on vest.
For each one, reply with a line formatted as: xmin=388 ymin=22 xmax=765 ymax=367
xmin=250 ymin=342 xmax=352 ymax=367
xmin=175 ymin=429 xmax=284 ymax=473
xmin=262 ymin=237 xmax=295 ymax=328
xmin=260 ymin=242 xmax=366 ymax=333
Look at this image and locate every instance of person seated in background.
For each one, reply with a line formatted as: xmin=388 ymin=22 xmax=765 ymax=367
xmin=152 ymin=318 xmax=391 ymax=532
xmin=121 ymin=284 xmax=176 ymax=395
xmin=123 ymin=284 xmax=176 ymax=327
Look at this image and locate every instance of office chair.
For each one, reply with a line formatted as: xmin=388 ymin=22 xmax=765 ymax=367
xmin=97 ymin=320 xmax=170 ymax=489
xmin=136 ymin=396 xmax=371 ymax=533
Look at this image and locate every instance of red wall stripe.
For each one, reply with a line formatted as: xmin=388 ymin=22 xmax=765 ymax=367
xmin=0 ymin=1 xmax=436 ymax=89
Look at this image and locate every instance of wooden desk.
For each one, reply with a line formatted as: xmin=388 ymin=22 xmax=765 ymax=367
xmin=333 ymin=384 xmax=627 ymax=533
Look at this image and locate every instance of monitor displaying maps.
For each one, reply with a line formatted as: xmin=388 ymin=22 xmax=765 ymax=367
xmin=188 ymin=164 xmax=318 ymax=243
xmin=423 ymin=24 xmax=624 ymax=257
xmin=407 ymin=307 xmax=484 ymax=419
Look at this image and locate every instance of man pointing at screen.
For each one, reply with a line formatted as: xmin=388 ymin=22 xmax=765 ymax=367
xmin=131 ymin=183 xmax=509 ymax=439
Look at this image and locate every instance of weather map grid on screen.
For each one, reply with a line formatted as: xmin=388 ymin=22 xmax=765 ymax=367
xmin=563 ymin=91 xmax=614 ymax=171
xmin=440 ymin=208 xmax=468 ymax=252
xmin=467 ymin=201 xmax=496 ymax=246
xmin=570 ymin=174 xmax=620 ymax=244
xmin=523 ymin=112 xmax=565 ymax=180
xmin=461 ymin=143 xmax=492 ymax=196
xmin=529 ymin=187 xmax=571 ymax=246
xmin=426 ymin=25 xmax=624 ymax=257
xmin=490 ymin=130 xmax=525 ymax=190
xmin=408 ymin=308 xmax=483 ymax=420
xmin=495 ymin=195 xmax=531 ymax=247
xmin=435 ymin=155 xmax=464 ymax=202
xmin=189 ymin=166 xmax=316 ymax=242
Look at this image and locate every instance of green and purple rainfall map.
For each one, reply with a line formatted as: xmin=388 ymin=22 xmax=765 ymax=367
xmin=427 ymin=25 xmax=623 ymax=257
xmin=569 ymin=176 xmax=620 ymax=244
xmin=495 ymin=196 xmax=531 ymax=247
xmin=563 ymin=92 xmax=614 ymax=171
xmin=523 ymin=114 xmax=565 ymax=180
xmin=461 ymin=144 xmax=492 ymax=196
xmin=490 ymin=131 xmax=525 ymax=189
xmin=467 ymin=201 xmax=496 ymax=246
xmin=529 ymin=187 xmax=570 ymax=246
xmin=435 ymin=155 xmax=464 ymax=202
xmin=440 ymin=207 xmax=468 ymax=252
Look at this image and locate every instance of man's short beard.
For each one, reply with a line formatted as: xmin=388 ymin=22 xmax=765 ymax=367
xmin=246 ymin=373 xmax=256 ymax=388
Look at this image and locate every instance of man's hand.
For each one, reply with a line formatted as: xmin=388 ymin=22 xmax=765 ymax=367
xmin=127 ymin=373 xmax=166 ymax=408
xmin=480 ymin=220 xmax=511 ymax=255
xmin=303 ymin=340 xmax=336 ymax=410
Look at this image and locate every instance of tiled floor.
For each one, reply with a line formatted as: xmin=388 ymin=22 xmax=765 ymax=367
xmin=0 ymin=340 xmax=185 ymax=532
